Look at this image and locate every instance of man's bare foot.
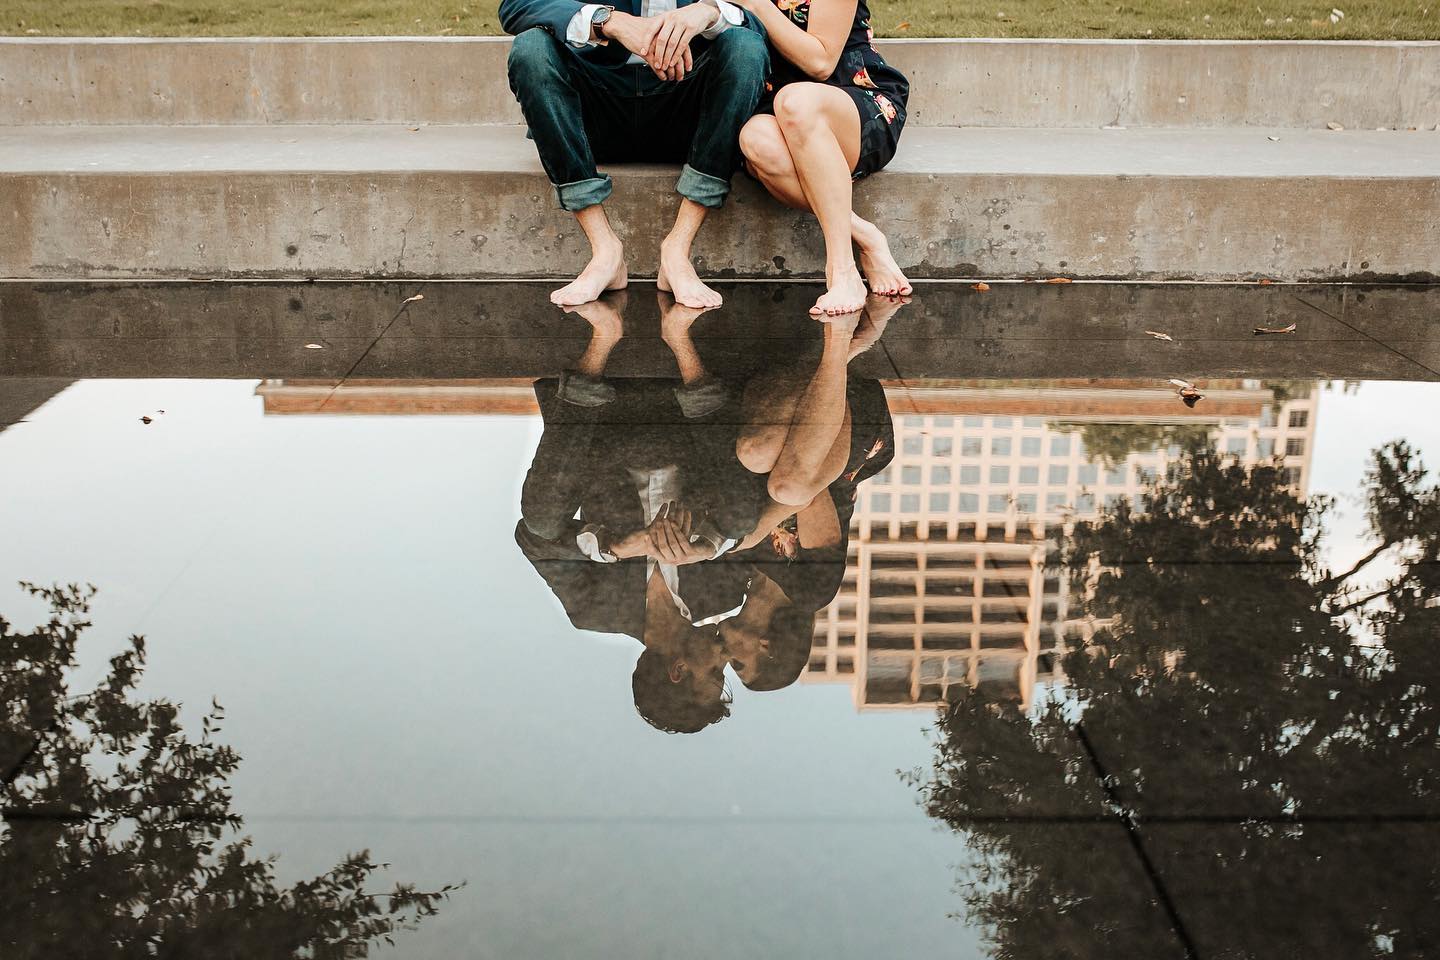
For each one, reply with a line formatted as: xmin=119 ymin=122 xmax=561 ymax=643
xmin=811 ymin=264 xmax=868 ymax=317
xmin=551 ymin=241 xmax=627 ymax=307
xmin=658 ymin=240 xmax=723 ymax=309
xmin=852 ymin=218 xmax=912 ymax=297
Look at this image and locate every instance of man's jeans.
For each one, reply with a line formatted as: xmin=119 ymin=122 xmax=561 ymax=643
xmin=507 ymin=27 xmax=769 ymax=212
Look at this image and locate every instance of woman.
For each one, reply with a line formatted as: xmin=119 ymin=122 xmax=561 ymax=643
xmin=732 ymin=0 xmax=912 ymax=316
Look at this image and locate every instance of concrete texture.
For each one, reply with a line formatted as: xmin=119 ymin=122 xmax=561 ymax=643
xmin=3 ymin=124 xmax=1436 ymax=281
xmin=3 ymin=37 xmax=1438 ymax=130
xmin=3 ymin=281 xmax=1436 ymax=382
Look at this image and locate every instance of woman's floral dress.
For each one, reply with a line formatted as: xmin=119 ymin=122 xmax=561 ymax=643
xmin=760 ymin=0 xmax=909 ymax=180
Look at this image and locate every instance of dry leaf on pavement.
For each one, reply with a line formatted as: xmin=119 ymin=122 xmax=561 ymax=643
xmin=1145 ymin=331 xmax=1174 ymax=341
xmin=1253 ymin=323 xmax=1298 ymax=336
xmin=972 ymin=282 xmax=991 ymax=292
xmin=402 ymin=294 xmax=426 ymax=305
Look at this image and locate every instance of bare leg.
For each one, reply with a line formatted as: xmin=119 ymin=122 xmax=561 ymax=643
xmin=741 ymin=115 xmax=912 ymax=297
xmin=768 ymin=312 xmax=861 ymax=504
xmin=771 ymin=86 xmax=868 ymax=316
xmin=552 ymin=204 xmax=628 ymax=308
xmin=658 ymin=199 xmax=724 ymax=309
xmin=563 ymin=291 xmax=626 ymax=375
xmin=736 ymin=372 xmax=805 ymax=474
xmin=658 ymin=292 xmax=719 ymax=385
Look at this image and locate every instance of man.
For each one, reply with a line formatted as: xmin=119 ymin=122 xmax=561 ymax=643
xmin=499 ymin=0 xmax=769 ymax=309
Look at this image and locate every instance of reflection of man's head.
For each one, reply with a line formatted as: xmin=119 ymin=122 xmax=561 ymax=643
xmin=632 ymin=624 xmax=731 ymax=735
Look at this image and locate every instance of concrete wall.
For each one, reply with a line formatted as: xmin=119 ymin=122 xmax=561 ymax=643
xmin=8 ymin=165 xmax=1435 ymax=282
xmin=4 ymin=37 xmax=1438 ymax=129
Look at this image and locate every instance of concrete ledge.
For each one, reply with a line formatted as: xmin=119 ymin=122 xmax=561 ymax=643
xmin=3 ymin=38 xmax=1438 ymax=129
xmin=4 ymin=124 xmax=1437 ymax=281
xmin=2 ymin=281 xmax=1435 ymax=381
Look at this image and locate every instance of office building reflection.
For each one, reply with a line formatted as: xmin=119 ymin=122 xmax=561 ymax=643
xmin=803 ymin=379 xmax=1318 ymax=712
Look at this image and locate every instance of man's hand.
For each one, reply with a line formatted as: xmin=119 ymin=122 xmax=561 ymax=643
xmin=648 ymin=3 xmax=720 ymax=80
xmin=648 ymin=501 xmax=714 ymax=565
xmin=601 ymin=10 xmax=663 ymax=65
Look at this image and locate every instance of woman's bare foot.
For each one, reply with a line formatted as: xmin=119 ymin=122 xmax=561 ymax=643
xmin=551 ymin=240 xmax=627 ymax=307
xmin=851 ymin=216 xmax=912 ymax=297
xmin=811 ymin=264 xmax=868 ymax=317
xmin=657 ymin=240 xmax=723 ymax=309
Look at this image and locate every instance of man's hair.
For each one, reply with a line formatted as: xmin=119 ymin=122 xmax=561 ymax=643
xmin=740 ymin=606 xmax=816 ymax=692
xmin=631 ymin=648 xmax=730 ymax=735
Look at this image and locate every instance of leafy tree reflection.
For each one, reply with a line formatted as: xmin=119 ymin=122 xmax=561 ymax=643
xmin=1 ymin=585 xmax=458 ymax=959
xmin=918 ymin=442 xmax=1440 ymax=959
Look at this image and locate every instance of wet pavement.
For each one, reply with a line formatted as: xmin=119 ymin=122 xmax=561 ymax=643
xmin=1 ymin=280 xmax=1438 ymax=959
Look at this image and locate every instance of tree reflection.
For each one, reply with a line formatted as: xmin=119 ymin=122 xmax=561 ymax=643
xmin=917 ymin=441 xmax=1440 ymax=958
xmin=1 ymin=584 xmax=457 ymax=959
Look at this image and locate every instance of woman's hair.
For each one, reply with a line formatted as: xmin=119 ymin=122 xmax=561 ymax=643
xmin=631 ymin=648 xmax=731 ymax=735
xmin=741 ymin=605 xmax=816 ymax=692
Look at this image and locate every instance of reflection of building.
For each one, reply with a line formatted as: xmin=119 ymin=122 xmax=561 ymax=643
xmin=805 ymin=380 xmax=1319 ymax=712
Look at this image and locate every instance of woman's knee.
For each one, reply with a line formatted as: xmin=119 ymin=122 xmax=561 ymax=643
xmin=773 ymin=84 xmax=826 ymax=134
xmin=737 ymin=430 xmax=784 ymax=475
xmin=739 ymin=118 xmax=792 ymax=176
xmin=508 ymin=27 xmax=565 ymax=84
xmin=767 ymin=470 xmax=820 ymax=508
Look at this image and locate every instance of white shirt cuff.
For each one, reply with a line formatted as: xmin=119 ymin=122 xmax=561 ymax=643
xmin=566 ymin=4 xmax=606 ymax=47
xmin=701 ymin=0 xmax=744 ymax=38
xmin=576 ymin=524 xmax=618 ymax=562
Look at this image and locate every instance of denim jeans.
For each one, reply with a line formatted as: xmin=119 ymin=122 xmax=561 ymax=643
xmin=507 ymin=26 xmax=769 ymax=212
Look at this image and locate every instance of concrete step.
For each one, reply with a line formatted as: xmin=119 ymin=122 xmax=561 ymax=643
xmin=3 ymin=124 xmax=1437 ymax=281
xmin=5 ymin=38 xmax=1438 ymax=130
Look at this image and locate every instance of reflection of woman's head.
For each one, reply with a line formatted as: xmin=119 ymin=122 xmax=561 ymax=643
xmin=720 ymin=572 xmax=816 ymax=692
xmin=631 ymin=632 xmax=731 ymax=735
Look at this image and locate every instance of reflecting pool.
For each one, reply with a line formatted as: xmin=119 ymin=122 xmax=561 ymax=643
xmin=2 ymin=281 xmax=1437 ymax=959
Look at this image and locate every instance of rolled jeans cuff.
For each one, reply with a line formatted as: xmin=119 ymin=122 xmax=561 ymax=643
xmin=557 ymin=369 xmax=617 ymax=407
xmin=556 ymin=175 xmax=613 ymax=212
xmin=677 ymin=164 xmax=730 ymax=209
xmin=674 ymin=376 xmax=729 ymax=419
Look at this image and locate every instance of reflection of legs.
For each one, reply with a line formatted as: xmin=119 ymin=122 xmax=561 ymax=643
xmin=770 ymin=84 xmax=867 ymax=316
xmin=740 ymin=114 xmax=911 ymax=297
xmin=506 ymin=29 xmax=627 ymax=307
xmin=736 ymin=375 xmax=804 ymax=474
xmin=659 ymin=293 xmax=719 ymax=385
xmin=767 ymin=318 xmax=857 ymax=504
xmin=564 ymin=291 xmax=626 ymax=376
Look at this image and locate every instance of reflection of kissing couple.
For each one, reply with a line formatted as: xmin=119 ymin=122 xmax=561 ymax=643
xmin=515 ymin=289 xmax=906 ymax=733
xmin=500 ymin=0 xmax=911 ymax=316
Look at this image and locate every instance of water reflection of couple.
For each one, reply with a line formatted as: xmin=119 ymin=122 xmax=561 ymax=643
xmin=515 ymin=290 xmax=905 ymax=732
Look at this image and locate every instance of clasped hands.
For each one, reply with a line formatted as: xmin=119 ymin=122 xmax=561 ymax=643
xmin=602 ymin=4 xmax=719 ymax=81
xmin=611 ymin=500 xmax=716 ymax=565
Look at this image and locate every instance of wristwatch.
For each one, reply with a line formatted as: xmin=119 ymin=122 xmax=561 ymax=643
xmin=590 ymin=5 xmax=615 ymax=42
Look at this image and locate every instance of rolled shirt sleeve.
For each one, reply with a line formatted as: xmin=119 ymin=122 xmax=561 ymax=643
xmin=700 ymin=0 xmax=744 ymax=37
xmin=566 ymin=3 xmax=605 ymax=46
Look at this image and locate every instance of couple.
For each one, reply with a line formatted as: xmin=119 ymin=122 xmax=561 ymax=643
xmin=515 ymin=289 xmax=903 ymax=733
xmin=499 ymin=0 xmax=911 ymax=316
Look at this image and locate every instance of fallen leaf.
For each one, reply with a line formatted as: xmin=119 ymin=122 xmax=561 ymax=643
xmin=140 ymin=416 xmax=153 ymax=424
xmin=304 ymin=342 xmax=325 ymax=350
xmin=409 ymin=127 xmax=421 ymax=132
xmin=1145 ymin=330 xmax=1174 ymax=341
xmin=1330 ymin=7 xmax=1345 ymax=21
xmin=1253 ymin=322 xmax=1298 ymax=335
xmin=971 ymin=282 xmax=991 ymax=292
xmin=1326 ymin=121 xmax=1345 ymax=131
xmin=1267 ymin=135 xmax=1281 ymax=141
xmin=1258 ymin=278 xmax=1274 ymax=285
xmin=1045 ymin=277 xmax=1073 ymax=284
xmin=402 ymin=293 xmax=425 ymax=304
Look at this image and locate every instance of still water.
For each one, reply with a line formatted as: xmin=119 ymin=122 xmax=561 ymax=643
xmin=2 ymin=281 xmax=1437 ymax=958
